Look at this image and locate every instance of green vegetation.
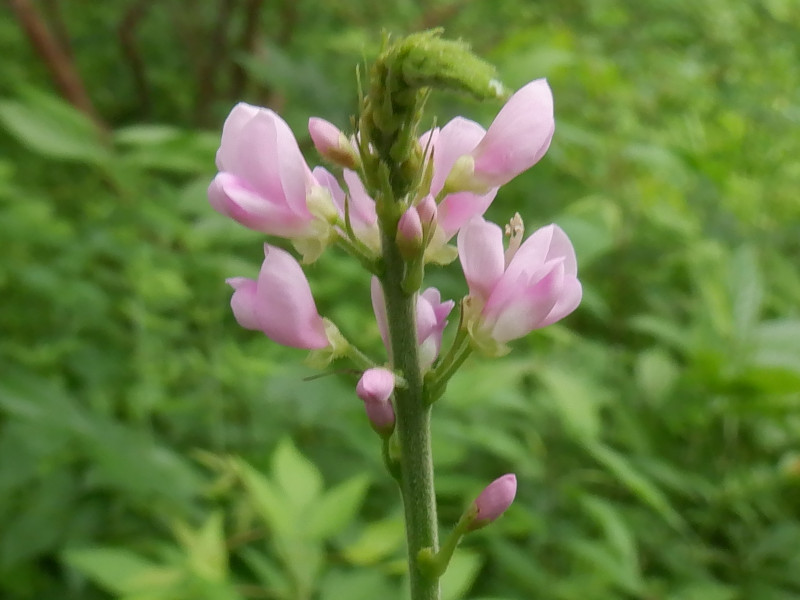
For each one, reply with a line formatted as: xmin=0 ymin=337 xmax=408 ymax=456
xmin=1 ymin=1 xmax=799 ymax=599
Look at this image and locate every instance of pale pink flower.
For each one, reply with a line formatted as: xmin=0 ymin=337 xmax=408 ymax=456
xmin=226 ymin=244 xmax=328 ymax=349
xmin=370 ymin=278 xmax=454 ymax=368
xmin=420 ymin=118 xmax=497 ymax=243
xmin=356 ymin=367 xmax=396 ymax=434
xmin=209 ymin=103 xmax=336 ymax=239
xmin=468 ymin=474 xmax=517 ymax=530
xmin=457 ymin=215 xmax=581 ymax=354
xmin=313 ymin=166 xmax=380 ymax=254
xmin=467 ymin=78 xmax=554 ymax=190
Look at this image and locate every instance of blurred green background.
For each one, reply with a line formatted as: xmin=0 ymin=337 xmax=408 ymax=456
xmin=1 ymin=1 xmax=799 ymax=599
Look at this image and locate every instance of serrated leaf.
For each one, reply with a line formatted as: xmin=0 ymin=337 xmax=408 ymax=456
xmin=272 ymin=438 xmax=323 ymax=511
xmin=305 ymin=475 xmax=369 ymax=539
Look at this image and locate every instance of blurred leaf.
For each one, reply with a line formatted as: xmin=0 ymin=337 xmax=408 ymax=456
xmin=272 ymin=438 xmax=324 ymax=512
xmin=63 ymin=547 xmax=172 ymax=595
xmin=0 ymin=91 xmax=107 ymax=164
xmin=536 ymin=366 xmax=602 ymax=441
xmin=635 ymin=347 xmax=680 ymax=403
xmin=441 ymin=549 xmax=483 ymax=600
xmin=586 ymin=442 xmax=685 ymax=531
xmin=342 ymin=517 xmax=405 ymax=566
xmin=173 ymin=513 xmax=228 ymax=582
xmin=305 ymin=475 xmax=369 ymax=539
xmin=235 ymin=459 xmax=293 ymax=537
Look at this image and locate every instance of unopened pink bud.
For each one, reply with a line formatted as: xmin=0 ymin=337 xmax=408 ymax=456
xmin=396 ymin=207 xmax=424 ymax=258
xmin=468 ymin=473 xmax=517 ymax=530
xmin=309 ymin=117 xmax=360 ymax=169
xmin=416 ymin=195 xmax=438 ymax=228
xmin=356 ymin=368 xmax=396 ymax=435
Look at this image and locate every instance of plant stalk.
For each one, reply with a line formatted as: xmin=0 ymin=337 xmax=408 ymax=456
xmin=380 ymin=233 xmax=440 ymax=600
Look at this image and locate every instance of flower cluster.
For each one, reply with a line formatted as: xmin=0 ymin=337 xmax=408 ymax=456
xmin=210 ymin=75 xmax=582 ymax=531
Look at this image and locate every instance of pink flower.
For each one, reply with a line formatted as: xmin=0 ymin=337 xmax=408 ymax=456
xmin=226 ymin=243 xmax=329 ymax=349
xmin=420 ymin=118 xmax=497 ymax=244
xmin=356 ymin=368 xmax=396 ymax=435
xmin=371 ymin=278 xmax=455 ymax=368
xmin=468 ymin=474 xmax=517 ymax=531
xmin=209 ymin=103 xmax=336 ymax=240
xmin=462 ymin=79 xmax=554 ymax=190
xmin=457 ymin=215 xmax=581 ymax=354
xmin=313 ymin=166 xmax=380 ymax=254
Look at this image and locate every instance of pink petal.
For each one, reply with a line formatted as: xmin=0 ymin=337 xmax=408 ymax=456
xmin=471 ymin=79 xmax=555 ymax=187
xmin=539 ymin=276 xmax=582 ymax=327
xmin=356 ymin=367 xmax=396 ymax=404
xmin=312 ymin=166 xmax=346 ymax=218
xmin=254 ymin=244 xmax=328 ymax=349
xmin=437 ymin=188 xmax=498 ymax=240
xmin=209 ymin=172 xmax=311 ymax=236
xmin=308 ymin=117 xmax=341 ymax=156
xmin=544 ymin=224 xmax=578 ymax=276
xmin=226 ymin=277 xmax=260 ymax=330
xmin=343 ymin=170 xmax=378 ymax=229
xmin=216 ymin=103 xmax=261 ymax=171
xmin=370 ymin=277 xmax=391 ymax=356
xmin=272 ymin=112 xmax=316 ymax=215
xmin=457 ymin=217 xmax=505 ymax=303
xmin=417 ymin=288 xmax=454 ymax=368
xmin=487 ymin=261 xmax=564 ymax=343
xmin=429 ymin=117 xmax=486 ymax=195
xmin=471 ymin=474 xmax=517 ymax=529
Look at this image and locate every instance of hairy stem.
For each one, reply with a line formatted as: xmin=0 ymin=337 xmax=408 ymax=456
xmin=380 ymin=234 xmax=439 ymax=600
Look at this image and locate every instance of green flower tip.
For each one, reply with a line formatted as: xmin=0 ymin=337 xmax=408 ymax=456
xmin=388 ymin=30 xmax=505 ymax=101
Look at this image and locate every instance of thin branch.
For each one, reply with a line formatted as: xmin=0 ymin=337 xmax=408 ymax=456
xmin=195 ymin=0 xmax=237 ymax=124
xmin=40 ymin=0 xmax=73 ymax=59
xmin=229 ymin=0 xmax=265 ymax=100
xmin=9 ymin=0 xmax=106 ymax=130
xmin=118 ymin=0 xmax=153 ymax=116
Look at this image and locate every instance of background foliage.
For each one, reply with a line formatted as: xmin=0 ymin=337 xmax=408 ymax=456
xmin=1 ymin=1 xmax=799 ymax=599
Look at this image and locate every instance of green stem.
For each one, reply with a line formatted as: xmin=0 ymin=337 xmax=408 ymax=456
xmin=345 ymin=343 xmax=377 ymax=371
xmin=380 ymin=231 xmax=440 ymax=600
xmin=426 ymin=325 xmax=472 ymax=404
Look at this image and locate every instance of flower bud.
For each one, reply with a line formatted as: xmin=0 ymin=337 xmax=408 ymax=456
xmin=396 ymin=206 xmax=424 ymax=259
xmin=356 ymin=368 xmax=396 ymax=435
xmin=309 ymin=117 xmax=361 ymax=170
xmin=416 ymin=195 xmax=438 ymax=229
xmin=467 ymin=473 xmax=517 ymax=531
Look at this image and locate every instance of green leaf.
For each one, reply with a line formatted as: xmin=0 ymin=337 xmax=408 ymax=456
xmin=63 ymin=547 xmax=176 ymax=595
xmin=440 ymin=549 xmax=483 ymax=600
xmin=586 ymin=442 xmax=685 ymax=531
xmin=729 ymin=245 xmax=763 ymax=342
xmin=271 ymin=438 xmax=323 ymax=512
xmin=635 ymin=347 xmax=680 ymax=403
xmin=305 ymin=475 xmax=369 ymax=539
xmin=537 ymin=366 xmax=603 ymax=441
xmin=342 ymin=517 xmax=405 ymax=565
xmin=0 ymin=92 xmax=106 ymax=164
xmin=235 ymin=459 xmax=293 ymax=537
xmin=173 ymin=513 xmax=228 ymax=582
